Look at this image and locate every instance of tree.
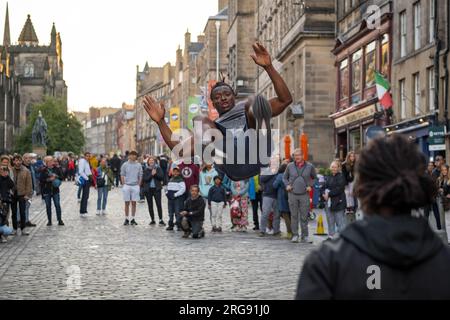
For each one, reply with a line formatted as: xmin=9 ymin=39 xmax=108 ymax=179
xmin=14 ymin=97 xmax=85 ymax=155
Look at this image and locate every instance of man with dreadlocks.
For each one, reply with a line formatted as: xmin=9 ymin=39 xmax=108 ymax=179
xmin=143 ymin=42 xmax=292 ymax=182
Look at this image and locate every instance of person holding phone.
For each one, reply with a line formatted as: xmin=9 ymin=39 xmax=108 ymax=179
xmin=40 ymin=156 xmax=64 ymax=226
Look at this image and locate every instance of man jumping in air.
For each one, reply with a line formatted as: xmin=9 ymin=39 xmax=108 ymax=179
xmin=143 ymin=42 xmax=293 ymax=181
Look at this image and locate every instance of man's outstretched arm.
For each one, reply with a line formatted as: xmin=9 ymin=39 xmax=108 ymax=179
xmin=143 ymin=96 xmax=194 ymax=154
xmin=251 ymin=42 xmax=293 ymax=117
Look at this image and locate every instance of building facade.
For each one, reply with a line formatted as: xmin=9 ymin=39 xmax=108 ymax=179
xmin=0 ymin=5 xmax=67 ymax=152
xmin=257 ymin=0 xmax=336 ymax=167
xmin=135 ymin=62 xmax=174 ymax=155
xmin=330 ymin=0 xmax=392 ymax=160
xmin=228 ymin=0 xmax=257 ymax=99
xmin=83 ymin=107 xmax=121 ymax=156
xmin=194 ymin=6 xmax=229 ymax=122
xmin=387 ymin=0 xmax=449 ymax=160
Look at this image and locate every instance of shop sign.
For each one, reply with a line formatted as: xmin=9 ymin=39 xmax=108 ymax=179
xmin=334 ymin=104 xmax=376 ymax=129
xmin=429 ymin=126 xmax=446 ymax=151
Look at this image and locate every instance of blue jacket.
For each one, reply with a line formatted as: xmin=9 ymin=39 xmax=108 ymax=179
xmin=260 ymin=174 xmax=278 ymax=199
xmin=273 ymin=173 xmax=290 ymax=213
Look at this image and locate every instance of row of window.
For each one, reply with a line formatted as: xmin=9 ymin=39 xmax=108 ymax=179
xmin=399 ymin=0 xmax=435 ymax=58
xmin=338 ymin=34 xmax=390 ymax=105
xmin=398 ymin=68 xmax=436 ymax=120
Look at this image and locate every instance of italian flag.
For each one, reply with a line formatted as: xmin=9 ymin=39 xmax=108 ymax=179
xmin=375 ymin=71 xmax=393 ymax=110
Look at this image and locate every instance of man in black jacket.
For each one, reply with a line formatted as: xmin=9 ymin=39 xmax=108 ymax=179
xmin=180 ymin=185 xmax=205 ymax=239
xmin=40 ymin=156 xmax=65 ymax=226
xmin=142 ymin=156 xmax=165 ymax=226
xmin=296 ymin=135 xmax=450 ymax=300
xmin=110 ymin=154 xmax=122 ymax=187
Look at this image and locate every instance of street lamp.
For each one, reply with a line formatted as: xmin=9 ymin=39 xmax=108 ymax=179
xmin=215 ymin=21 xmax=221 ymax=82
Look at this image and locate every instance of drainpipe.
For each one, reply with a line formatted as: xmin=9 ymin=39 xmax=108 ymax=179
xmin=444 ymin=0 xmax=450 ymax=131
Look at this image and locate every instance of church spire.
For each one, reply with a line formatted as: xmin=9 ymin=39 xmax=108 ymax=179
xmin=50 ymin=22 xmax=57 ymax=49
xmin=18 ymin=14 xmax=39 ymax=46
xmin=3 ymin=3 xmax=11 ymax=47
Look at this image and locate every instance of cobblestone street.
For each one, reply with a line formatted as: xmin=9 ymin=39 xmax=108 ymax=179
xmin=0 ymin=182 xmax=327 ymax=300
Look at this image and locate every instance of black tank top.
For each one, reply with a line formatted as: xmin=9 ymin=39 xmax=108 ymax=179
xmin=214 ymin=102 xmax=271 ymax=181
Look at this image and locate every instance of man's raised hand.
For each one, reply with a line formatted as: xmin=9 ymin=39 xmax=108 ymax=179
xmin=250 ymin=42 xmax=272 ymax=68
xmin=143 ymin=96 xmax=165 ymax=124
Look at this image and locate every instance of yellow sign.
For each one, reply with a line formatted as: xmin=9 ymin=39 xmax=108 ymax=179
xmin=334 ymin=104 xmax=377 ymax=129
xmin=169 ymin=107 xmax=181 ymax=132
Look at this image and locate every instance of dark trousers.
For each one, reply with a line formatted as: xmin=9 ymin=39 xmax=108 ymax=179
xmin=80 ymin=182 xmax=91 ymax=214
xmin=168 ymin=197 xmax=184 ymax=228
xmin=181 ymin=217 xmax=204 ymax=238
xmin=11 ymin=195 xmax=26 ymax=231
xmin=44 ymin=193 xmax=62 ymax=223
xmin=113 ymin=171 xmax=120 ymax=187
xmin=67 ymin=169 xmax=75 ymax=181
xmin=251 ymin=192 xmax=263 ymax=228
xmin=145 ymin=189 xmax=163 ymax=221
xmin=425 ymin=202 xmax=442 ymax=230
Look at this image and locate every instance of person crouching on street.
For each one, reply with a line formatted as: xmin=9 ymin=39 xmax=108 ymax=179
xmin=181 ymin=185 xmax=205 ymax=239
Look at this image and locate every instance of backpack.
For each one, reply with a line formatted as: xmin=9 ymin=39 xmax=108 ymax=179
xmin=96 ymin=169 xmax=106 ymax=188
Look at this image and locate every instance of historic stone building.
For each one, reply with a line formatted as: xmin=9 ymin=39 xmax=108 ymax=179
xmin=0 ymin=5 xmax=67 ymax=152
xmin=228 ymin=0 xmax=257 ymax=99
xmin=331 ymin=0 xmax=392 ymax=160
xmin=135 ymin=62 xmax=174 ymax=155
xmin=257 ymin=0 xmax=336 ymax=167
xmin=174 ymin=31 xmax=205 ymax=128
xmin=195 ymin=5 xmax=228 ymax=120
xmin=387 ymin=0 xmax=449 ymax=160
xmin=83 ymin=107 xmax=121 ymax=156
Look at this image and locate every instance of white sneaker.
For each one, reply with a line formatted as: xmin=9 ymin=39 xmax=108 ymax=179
xmin=96 ymin=210 xmax=101 ymax=216
xmin=102 ymin=210 xmax=107 ymax=215
xmin=291 ymin=236 xmax=299 ymax=243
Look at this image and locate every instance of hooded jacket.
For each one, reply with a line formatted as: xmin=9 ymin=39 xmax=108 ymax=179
xmin=296 ymin=214 xmax=450 ymax=300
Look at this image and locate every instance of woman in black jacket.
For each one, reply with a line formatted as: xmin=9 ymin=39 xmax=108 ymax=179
xmin=0 ymin=165 xmax=14 ymax=227
xmin=322 ymin=161 xmax=347 ymax=238
xmin=341 ymin=151 xmax=357 ymax=221
xmin=142 ymin=156 xmax=165 ymax=226
xmin=296 ymin=135 xmax=450 ymax=300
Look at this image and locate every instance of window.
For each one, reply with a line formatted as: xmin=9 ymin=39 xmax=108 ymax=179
xmin=400 ymin=79 xmax=407 ymax=119
xmin=429 ymin=68 xmax=435 ymax=111
xmin=340 ymin=59 xmax=349 ymax=100
xmin=400 ymin=11 xmax=407 ymax=57
xmin=414 ymin=2 xmax=422 ymax=50
xmin=351 ymin=49 xmax=363 ymax=104
xmin=414 ymin=73 xmax=421 ymax=115
xmin=349 ymin=130 xmax=361 ymax=153
xmin=381 ymin=34 xmax=390 ymax=76
xmin=429 ymin=0 xmax=435 ymax=43
xmin=365 ymin=41 xmax=376 ymax=88
xmin=24 ymin=62 xmax=34 ymax=78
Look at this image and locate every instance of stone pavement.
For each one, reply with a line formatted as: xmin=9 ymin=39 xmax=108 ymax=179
xmin=0 ymin=182 xmax=325 ymax=300
xmin=1 ymin=182 xmax=449 ymax=300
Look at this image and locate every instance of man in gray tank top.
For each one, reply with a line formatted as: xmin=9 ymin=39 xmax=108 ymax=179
xmin=143 ymin=42 xmax=293 ymax=182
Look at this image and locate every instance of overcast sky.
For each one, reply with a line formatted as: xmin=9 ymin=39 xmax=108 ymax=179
xmin=3 ymin=0 xmax=218 ymax=112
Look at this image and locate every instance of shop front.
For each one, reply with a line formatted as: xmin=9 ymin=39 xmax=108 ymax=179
xmin=384 ymin=114 xmax=445 ymax=161
xmin=332 ymin=103 xmax=378 ymax=160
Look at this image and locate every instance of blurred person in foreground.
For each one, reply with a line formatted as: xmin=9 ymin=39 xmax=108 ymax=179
xmin=296 ymin=135 xmax=450 ymax=300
